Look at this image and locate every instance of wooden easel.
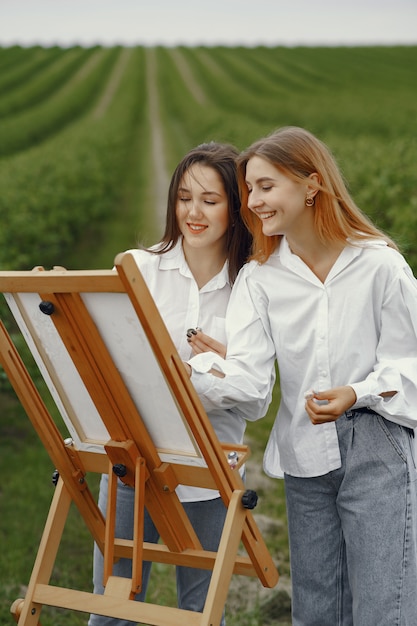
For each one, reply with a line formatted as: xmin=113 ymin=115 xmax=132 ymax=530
xmin=0 ymin=251 xmax=279 ymax=626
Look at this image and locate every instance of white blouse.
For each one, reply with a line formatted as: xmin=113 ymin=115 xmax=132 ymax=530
xmin=189 ymin=237 xmax=417 ymax=478
xmin=128 ymin=240 xmax=246 ymax=499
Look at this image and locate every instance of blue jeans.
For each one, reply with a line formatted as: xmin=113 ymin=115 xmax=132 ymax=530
xmin=284 ymin=410 xmax=417 ymax=626
xmin=88 ymin=474 xmax=227 ymax=626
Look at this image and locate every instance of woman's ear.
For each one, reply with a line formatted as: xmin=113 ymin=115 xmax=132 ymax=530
xmin=307 ymin=172 xmax=320 ymax=199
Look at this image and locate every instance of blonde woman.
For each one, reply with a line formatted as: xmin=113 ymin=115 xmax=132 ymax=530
xmin=188 ymin=127 xmax=417 ymax=625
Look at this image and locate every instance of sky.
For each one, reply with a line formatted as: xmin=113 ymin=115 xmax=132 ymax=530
xmin=1 ymin=0 xmax=417 ymax=48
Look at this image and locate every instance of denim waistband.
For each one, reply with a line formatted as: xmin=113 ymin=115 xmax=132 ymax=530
xmin=345 ymin=407 xmax=414 ymax=437
xmin=345 ymin=407 xmax=380 ymax=418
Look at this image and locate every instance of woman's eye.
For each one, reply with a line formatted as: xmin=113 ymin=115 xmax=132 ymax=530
xmin=262 ymin=185 xmax=272 ymax=191
xmin=204 ymin=200 xmax=216 ymax=205
xmin=179 ymin=196 xmax=190 ymax=202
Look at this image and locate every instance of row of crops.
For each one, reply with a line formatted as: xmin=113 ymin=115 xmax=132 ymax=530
xmin=1 ymin=43 xmax=417 ymax=626
xmin=1 ymin=44 xmax=417 ymax=274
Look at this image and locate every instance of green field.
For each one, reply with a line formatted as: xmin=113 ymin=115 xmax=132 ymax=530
xmin=0 ymin=44 xmax=416 ymax=625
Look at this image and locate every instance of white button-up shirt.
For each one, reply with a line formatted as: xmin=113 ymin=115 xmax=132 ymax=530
xmin=190 ymin=237 xmax=417 ymax=478
xmin=128 ymin=240 xmax=246 ymax=499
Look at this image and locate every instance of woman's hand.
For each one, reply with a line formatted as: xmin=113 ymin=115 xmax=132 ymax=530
xmin=186 ymin=328 xmax=226 ymax=358
xmin=183 ymin=362 xmax=192 ymax=378
xmin=304 ymin=386 xmax=357 ymax=425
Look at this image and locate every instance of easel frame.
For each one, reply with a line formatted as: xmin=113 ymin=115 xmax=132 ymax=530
xmin=0 ymin=252 xmax=279 ymax=626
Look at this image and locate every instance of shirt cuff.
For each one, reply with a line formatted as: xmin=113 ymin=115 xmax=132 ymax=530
xmin=349 ymin=380 xmax=381 ymax=409
xmin=189 ymin=352 xmax=226 ymax=374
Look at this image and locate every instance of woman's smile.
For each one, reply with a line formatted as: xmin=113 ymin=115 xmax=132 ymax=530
xmin=186 ymin=222 xmax=208 ymax=233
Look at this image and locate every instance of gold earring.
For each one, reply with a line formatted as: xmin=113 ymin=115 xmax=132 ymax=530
xmin=305 ymin=196 xmax=315 ymax=207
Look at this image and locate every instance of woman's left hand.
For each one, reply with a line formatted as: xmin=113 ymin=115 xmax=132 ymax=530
xmin=305 ymin=386 xmax=357 ymax=424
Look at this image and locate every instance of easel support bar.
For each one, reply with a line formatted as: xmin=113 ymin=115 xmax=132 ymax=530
xmin=0 ymin=321 xmax=106 ymax=550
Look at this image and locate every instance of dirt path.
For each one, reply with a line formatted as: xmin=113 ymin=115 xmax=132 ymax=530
xmin=196 ymin=49 xmax=228 ymax=80
xmin=92 ymin=48 xmax=132 ymax=119
xmin=146 ymin=47 xmax=170 ymax=235
xmin=169 ymin=48 xmax=207 ymax=106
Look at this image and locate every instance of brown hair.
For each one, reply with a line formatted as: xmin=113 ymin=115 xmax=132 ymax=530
xmin=150 ymin=142 xmax=252 ymax=283
xmin=237 ymin=126 xmax=397 ymax=263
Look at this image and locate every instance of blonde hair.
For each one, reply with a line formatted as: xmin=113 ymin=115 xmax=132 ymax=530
xmin=237 ymin=126 xmax=398 ymax=263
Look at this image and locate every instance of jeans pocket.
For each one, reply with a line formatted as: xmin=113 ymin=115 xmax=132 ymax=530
xmin=376 ymin=415 xmax=408 ymax=462
xmin=406 ymin=429 xmax=417 ymax=480
xmin=377 ymin=415 xmax=417 ymax=482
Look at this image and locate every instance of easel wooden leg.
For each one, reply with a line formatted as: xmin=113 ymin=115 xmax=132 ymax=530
xmin=200 ymin=490 xmax=247 ymax=626
xmin=132 ymin=456 xmax=146 ymax=597
xmin=103 ymin=463 xmax=117 ymax=586
xmin=11 ymin=477 xmax=71 ymax=626
xmin=103 ymin=457 xmax=146 ymax=599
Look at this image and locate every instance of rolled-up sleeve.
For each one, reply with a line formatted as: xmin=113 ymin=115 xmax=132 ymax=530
xmin=189 ymin=264 xmax=276 ymax=421
xmin=350 ymin=264 xmax=417 ymax=428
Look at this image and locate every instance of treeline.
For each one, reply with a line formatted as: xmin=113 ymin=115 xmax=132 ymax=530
xmin=0 ymin=44 xmax=416 ymax=274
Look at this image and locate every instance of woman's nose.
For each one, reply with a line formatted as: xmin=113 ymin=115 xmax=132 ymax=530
xmin=248 ymin=191 xmax=262 ymax=210
xmin=188 ymin=200 xmax=202 ymax=216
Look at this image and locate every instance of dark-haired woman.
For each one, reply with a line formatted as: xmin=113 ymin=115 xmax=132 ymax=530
xmin=88 ymin=142 xmax=252 ymax=626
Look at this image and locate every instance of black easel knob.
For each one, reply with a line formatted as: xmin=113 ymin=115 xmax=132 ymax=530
xmin=52 ymin=469 xmax=60 ymax=486
xmin=242 ymin=489 xmax=258 ymax=509
xmin=39 ymin=301 xmax=55 ymax=315
xmin=113 ymin=464 xmax=127 ymax=478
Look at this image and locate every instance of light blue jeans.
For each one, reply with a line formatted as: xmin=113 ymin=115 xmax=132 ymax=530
xmin=284 ymin=409 xmax=417 ymax=626
xmin=88 ymin=474 xmax=227 ymax=626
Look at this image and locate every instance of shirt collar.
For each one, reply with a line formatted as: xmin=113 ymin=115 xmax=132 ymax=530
xmin=158 ymin=238 xmax=230 ymax=289
xmin=277 ymin=236 xmax=377 ymax=285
